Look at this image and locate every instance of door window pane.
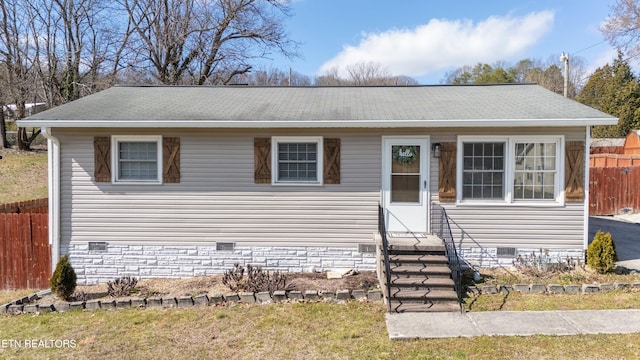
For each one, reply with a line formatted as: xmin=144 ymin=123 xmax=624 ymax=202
xmin=390 ymin=145 xmax=420 ymax=203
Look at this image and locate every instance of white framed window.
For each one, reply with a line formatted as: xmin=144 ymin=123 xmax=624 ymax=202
xmin=272 ymin=136 xmax=323 ymax=185
xmin=112 ymin=135 xmax=162 ymax=184
xmin=457 ymin=136 xmax=563 ymax=204
xmin=513 ymin=141 xmax=558 ymax=200
xmin=461 ymin=141 xmax=505 ymax=200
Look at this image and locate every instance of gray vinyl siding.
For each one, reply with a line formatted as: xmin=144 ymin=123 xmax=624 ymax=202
xmin=56 ymin=126 xmax=587 ymax=252
xmin=429 ymin=127 xmax=587 ymax=250
xmin=58 ymin=129 xmax=381 ymax=248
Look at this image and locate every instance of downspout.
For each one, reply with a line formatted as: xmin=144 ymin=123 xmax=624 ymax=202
xmin=583 ymin=126 xmax=591 ymax=252
xmin=41 ymin=127 xmax=60 ymax=272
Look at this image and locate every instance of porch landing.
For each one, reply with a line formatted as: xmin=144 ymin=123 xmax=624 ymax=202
xmin=385 ymin=233 xmax=445 ymax=250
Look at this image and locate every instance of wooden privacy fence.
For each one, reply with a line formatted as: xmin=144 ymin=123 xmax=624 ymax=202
xmin=589 ymin=166 xmax=640 ymax=216
xmin=590 ymin=154 xmax=640 ymax=167
xmin=0 ymin=198 xmax=48 ymax=214
xmin=0 ymin=198 xmax=50 ymax=290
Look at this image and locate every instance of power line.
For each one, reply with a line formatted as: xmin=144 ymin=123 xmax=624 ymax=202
xmin=572 ymin=40 xmax=608 ymax=55
xmin=573 ymin=51 xmax=640 ymax=87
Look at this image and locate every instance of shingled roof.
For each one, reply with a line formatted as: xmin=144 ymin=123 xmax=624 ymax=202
xmin=20 ymin=84 xmax=617 ymax=128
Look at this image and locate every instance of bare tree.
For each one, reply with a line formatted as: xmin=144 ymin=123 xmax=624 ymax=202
xmin=122 ymin=0 xmax=299 ymax=85
xmin=28 ymin=0 xmax=124 ymax=105
xmin=235 ymin=67 xmax=311 ymax=86
xmin=601 ymin=0 xmax=640 ymax=60
xmin=0 ymin=97 xmax=7 ymax=148
xmin=0 ymin=0 xmax=40 ymax=150
xmin=316 ymin=61 xmax=418 ymax=86
xmin=346 ymin=61 xmax=391 ymax=85
xmin=315 ymin=67 xmax=343 ymax=86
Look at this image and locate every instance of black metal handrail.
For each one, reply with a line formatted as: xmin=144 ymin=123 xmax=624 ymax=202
xmin=431 ymin=203 xmax=464 ymax=313
xmin=377 ymin=204 xmax=392 ymax=312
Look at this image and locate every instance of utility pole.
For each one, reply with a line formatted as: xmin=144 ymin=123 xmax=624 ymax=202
xmin=560 ymin=52 xmax=569 ymax=97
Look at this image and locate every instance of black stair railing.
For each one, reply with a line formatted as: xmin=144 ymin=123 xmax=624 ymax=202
xmin=377 ymin=204 xmax=392 ymax=312
xmin=431 ymin=203 xmax=464 ymax=313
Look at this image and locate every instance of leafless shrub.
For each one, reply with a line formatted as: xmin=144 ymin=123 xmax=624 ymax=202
xmin=107 ymin=276 xmax=139 ymax=298
xmin=222 ymin=263 xmax=286 ymax=294
xmin=513 ymin=249 xmax=582 ymax=278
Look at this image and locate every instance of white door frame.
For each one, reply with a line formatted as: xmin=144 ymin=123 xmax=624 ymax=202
xmin=381 ymin=136 xmax=430 ymax=233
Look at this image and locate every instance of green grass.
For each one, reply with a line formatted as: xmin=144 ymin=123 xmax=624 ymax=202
xmin=1 ymin=302 xmax=640 ymax=359
xmin=0 ymin=150 xmax=48 ymax=203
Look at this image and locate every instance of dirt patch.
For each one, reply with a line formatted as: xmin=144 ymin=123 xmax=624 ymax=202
xmin=33 ymin=271 xmax=380 ymax=305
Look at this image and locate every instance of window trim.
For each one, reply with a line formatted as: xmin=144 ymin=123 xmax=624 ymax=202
xmin=111 ymin=135 xmax=163 ymax=184
xmin=271 ymin=136 xmax=323 ymax=186
xmin=456 ymin=135 xmax=564 ymax=206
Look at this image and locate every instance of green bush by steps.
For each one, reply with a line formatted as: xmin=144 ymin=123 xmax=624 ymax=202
xmin=587 ymin=231 xmax=618 ymax=274
xmin=50 ymin=255 xmax=77 ymax=300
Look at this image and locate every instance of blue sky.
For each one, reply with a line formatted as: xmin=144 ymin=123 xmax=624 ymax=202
xmin=262 ymin=0 xmax=618 ymax=84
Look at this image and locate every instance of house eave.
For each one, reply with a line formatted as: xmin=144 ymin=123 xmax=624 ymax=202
xmin=17 ymin=117 xmax=618 ymax=129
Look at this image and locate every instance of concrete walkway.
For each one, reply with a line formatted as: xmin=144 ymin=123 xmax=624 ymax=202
xmin=386 ymin=309 xmax=640 ymax=339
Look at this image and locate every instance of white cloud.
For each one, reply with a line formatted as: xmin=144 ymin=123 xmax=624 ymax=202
xmin=318 ymin=11 xmax=555 ymax=79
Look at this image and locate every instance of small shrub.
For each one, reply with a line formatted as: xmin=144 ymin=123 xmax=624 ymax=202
xmin=50 ymin=255 xmax=77 ymax=301
xmin=222 ymin=263 xmax=245 ymax=292
xmin=222 ymin=263 xmax=286 ymax=293
xmin=107 ymin=276 xmax=139 ymax=297
xmin=587 ymin=231 xmax=618 ymax=274
xmin=512 ymin=249 xmax=580 ymax=278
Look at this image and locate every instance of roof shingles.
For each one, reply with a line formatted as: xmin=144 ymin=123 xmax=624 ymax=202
xmin=20 ymin=84 xmax=617 ymax=128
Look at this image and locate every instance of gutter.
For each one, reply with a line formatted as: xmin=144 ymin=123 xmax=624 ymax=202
xmin=40 ymin=127 xmax=60 ymax=272
xmin=17 ymin=117 xmax=620 ymax=129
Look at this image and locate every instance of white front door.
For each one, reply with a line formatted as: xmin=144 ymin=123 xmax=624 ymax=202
xmin=382 ymin=137 xmax=430 ymax=232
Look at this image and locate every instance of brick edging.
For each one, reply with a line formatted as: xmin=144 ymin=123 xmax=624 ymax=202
xmin=0 ymin=289 xmax=383 ymax=315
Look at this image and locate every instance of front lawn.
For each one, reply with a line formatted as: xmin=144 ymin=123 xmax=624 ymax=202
xmin=2 ymin=302 xmax=640 ymax=359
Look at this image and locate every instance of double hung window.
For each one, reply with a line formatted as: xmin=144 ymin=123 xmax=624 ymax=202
xmin=112 ymin=135 xmax=162 ymax=183
xmin=458 ymin=136 xmax=562 ymax=204
xmin=272 ymin=137 xmax=323 ymax=185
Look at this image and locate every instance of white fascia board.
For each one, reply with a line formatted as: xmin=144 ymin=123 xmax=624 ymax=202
xmin=17 ymin=117 xmax=618 ymax=129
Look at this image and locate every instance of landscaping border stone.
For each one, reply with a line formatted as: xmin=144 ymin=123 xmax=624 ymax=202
xmin=5 ymin=279 xmax=635 ymax=316
xmin=194 ymin=295 xmax=209 ymax=306
xmin=547 ymin=284 xmax=564 ymax=294
xmin=85 ymin=300 xmax=101 ymax=310
xmin=255 ymin=292 xmax=271 ymax=304
xmin=1 ymin=287 xmax=385 ymax=316
xmin=564 ymin=285 xmax=581 ymax=294
xmin=530 ymin=284 xmax=546 ymax=294
xmin=473 ymin=282 xmax=639 ymax=296
xmin=178 ymin=297 xmax=194 ymax=308
xmin=288 ymin=291 xmax=304 ymax=300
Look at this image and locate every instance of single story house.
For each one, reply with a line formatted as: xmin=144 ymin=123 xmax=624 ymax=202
xmin=19 ymin=85 xmax=617 ymax=284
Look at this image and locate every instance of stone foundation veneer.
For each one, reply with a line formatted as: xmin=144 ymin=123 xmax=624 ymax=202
xmin=459 ymin=247 xmax=585 ymax=268
xmin=62 ymin=244 xmax=377 ymax=285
